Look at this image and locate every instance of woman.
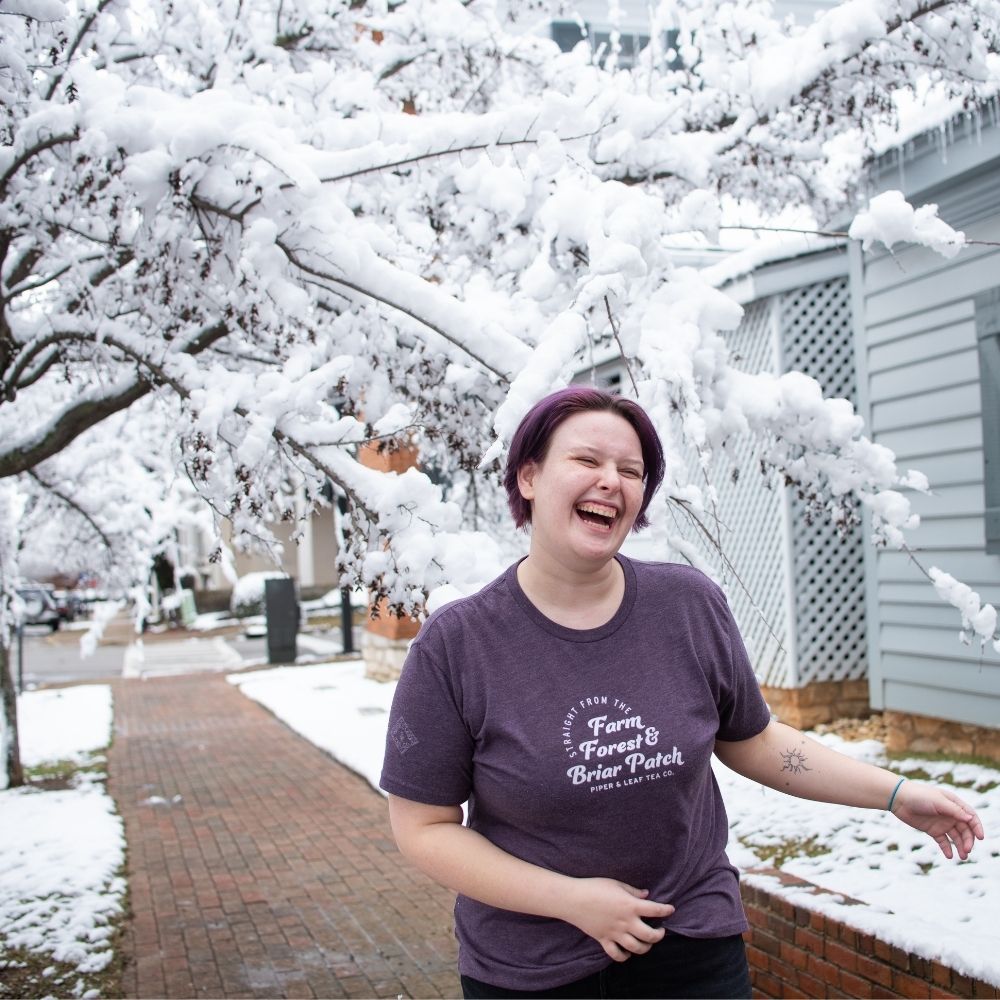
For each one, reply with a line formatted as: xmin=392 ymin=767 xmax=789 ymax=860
xmin=380 ymin=387 xmax=984 ymax=999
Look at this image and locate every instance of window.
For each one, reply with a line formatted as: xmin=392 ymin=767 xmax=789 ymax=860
xmin=976 ymin=287 xmax=1000 ymax=554
xmin=550 ymin=22 xmax=681 ymax=71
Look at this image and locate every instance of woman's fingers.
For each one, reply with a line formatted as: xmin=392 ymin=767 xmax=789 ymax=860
xmin=616 ymin=882 xmax=648 ymax=898
xmin=603 ymin=927 xmax=663 ymax=961
xmin=603 ymin=940 xmax=631 ymax=963
xmin=618 ymin=933 xmax=654 ymax=956
xmin=894 ymin=783 xmax=985 ymax=861
xmin=570 ymin=879 xmax=674 ymax=960
xmin=634 ymin=895 xmax=675 ymax=920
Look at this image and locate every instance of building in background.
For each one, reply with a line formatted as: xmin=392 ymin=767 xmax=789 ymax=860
xmin=548 ymin=0 xmax=836 ymax=68
xmin=848 ymin=109 xmax=1000 ymax=759
xmin=587 ymin=107 xmax=1000 ymax=759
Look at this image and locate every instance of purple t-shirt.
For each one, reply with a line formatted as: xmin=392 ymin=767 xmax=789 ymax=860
xmin=380 ymin=555 xmax=770 ymax=990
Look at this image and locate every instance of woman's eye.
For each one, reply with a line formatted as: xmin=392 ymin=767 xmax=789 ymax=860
xmin=576 ymin=456 xmax=596 ymax=465
xmin=621 ymin=468 xmax=642 ymax=478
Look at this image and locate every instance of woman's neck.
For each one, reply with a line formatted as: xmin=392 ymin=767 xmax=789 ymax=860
xmin=516 ymin=551 xmax=625 ymax=630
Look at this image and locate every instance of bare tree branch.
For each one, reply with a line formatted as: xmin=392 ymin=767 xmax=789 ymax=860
xmin=26 ymin=468 xmax=114 ymax=549
xmin=0 ymin=133 xmax=77 ymax=198
xmin=0 ymin=320 xmax=229 ymax=478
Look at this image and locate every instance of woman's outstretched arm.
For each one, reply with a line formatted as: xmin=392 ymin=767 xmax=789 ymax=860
xmin=714 ymin=720 xmax=985 ymax=860
xmin=387 ymin=794 xmax=674 ymax=962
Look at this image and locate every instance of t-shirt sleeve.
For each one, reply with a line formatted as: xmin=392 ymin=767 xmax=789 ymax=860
xmin=712 ymin=589 xmax=772 ymax=742
xmin=379 ymin=636 xmax=473 ymax=806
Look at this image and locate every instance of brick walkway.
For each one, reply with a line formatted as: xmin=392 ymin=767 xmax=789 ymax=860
xmin=109 ymin=673 xmax=460 ymax=999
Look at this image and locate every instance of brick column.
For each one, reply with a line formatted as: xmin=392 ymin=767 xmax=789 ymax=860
xmin=357 ymin=437 xmax=422 ymax=682
xmin=761 ymin=680 xmax=871 ymax=730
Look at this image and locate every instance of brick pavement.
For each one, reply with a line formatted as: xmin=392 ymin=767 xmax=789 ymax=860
xmin=109 ymin=673 xmax=460 ymax=999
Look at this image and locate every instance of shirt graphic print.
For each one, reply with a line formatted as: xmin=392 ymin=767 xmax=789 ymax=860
xmin=562 ymin=695 xmax=684 ymax=792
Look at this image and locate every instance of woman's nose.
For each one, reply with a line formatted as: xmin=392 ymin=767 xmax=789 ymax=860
xmin=596 ymin=464 xmax=620 ymax=490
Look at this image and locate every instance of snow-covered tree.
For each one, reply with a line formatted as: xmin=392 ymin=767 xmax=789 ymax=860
xmin=2 ymin=0 xmax=999 ymax=784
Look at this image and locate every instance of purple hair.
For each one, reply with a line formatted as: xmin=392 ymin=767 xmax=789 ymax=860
xmin=503 ymin=386 xmax=665 ymax=531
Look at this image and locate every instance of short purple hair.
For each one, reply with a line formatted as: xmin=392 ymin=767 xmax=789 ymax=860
xmin=503 ymin=386 xmax=665 ymax=531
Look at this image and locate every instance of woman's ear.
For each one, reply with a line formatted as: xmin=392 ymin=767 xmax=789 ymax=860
xmin=517 ymin=461 xmax=537 ymax=501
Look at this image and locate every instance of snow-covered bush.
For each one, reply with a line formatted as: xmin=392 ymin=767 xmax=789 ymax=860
xmin=230 ymin=573 xmax=289 ymax=619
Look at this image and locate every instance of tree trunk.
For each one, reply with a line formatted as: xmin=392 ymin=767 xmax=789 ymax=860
xmin=0 ymin=641 xmax=25 ymax=789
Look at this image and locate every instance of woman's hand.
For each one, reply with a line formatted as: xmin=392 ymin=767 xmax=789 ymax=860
xmin=561 ymin=877 xmax=675 ymax=962
xmin=891 ymin=781 xmax=985 ymax=860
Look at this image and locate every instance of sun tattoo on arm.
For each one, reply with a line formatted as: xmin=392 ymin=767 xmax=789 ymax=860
xmin=779 ymin=747 xmax=811 ymax=775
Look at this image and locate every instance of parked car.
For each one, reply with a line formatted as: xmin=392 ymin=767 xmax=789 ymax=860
xmin=52 ymin=589 xmax=85 ymax=623
xmin=16 ymin=585 xmax=61 ymax=631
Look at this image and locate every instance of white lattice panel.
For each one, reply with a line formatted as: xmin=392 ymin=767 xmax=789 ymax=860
xmin=668 ymin=278 xmax=866 ymax=690
xmin=780 ymin=279 xmax=868 ymax=685
xmin=669 ymin=299 xmax=792 ymax=686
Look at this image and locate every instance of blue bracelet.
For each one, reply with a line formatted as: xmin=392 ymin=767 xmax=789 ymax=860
xmin=887 ymin=776 xmax=906 ymax=812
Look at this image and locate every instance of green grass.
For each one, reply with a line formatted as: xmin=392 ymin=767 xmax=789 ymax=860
xmin=888 ymin=751 xmax=1000 ymax=792
xmin=24 ymin=754 xmax=105 ymax=787
xmin=738 ymin=834 xmax=831 ymax=870
xmin=0 ymin=898 xmax=127 ymax=1000
xmin=2 ymin=753 xmax=128 ymax=999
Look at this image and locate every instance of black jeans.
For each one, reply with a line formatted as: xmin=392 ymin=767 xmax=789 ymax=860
xmin=460 ymin=933 xmax=752 ymax=999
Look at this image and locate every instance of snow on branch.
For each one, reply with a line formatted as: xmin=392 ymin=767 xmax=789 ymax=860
xmin=929 ymin=568 xmax=1000 ymax=652
xmin=0 ymin=0 xmax=67 ymax=21
xmin=1 ymin=0 xmax=998 ymax=643
xmin=849 ymin=190 xmax=966 ymax=258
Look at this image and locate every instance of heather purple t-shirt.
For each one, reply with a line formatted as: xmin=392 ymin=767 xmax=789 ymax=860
xmin=380 ymin=556 xmax=770 ymax=991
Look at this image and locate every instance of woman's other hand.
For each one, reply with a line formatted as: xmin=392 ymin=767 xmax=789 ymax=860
xmin=891 ymin=781 xmax=985 ymax=860
xmin=563 ymin=877 xmax=675 ymax=961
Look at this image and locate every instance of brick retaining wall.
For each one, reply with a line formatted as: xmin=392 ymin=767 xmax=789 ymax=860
xmin=741 ymin=868 xmax=999 ymax=998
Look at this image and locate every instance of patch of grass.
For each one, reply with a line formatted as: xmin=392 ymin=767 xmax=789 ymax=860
xmin=739 ymin=835 xmax=831 ymax=869
xmin=0 ymin=874 xmax=127 ymax=1000
xmin=24 ymin=754 xmax=104 ymax=787
xmin=889 ymin=750 xmax=1000 ymax=791
xmin=3 ymin=747 xmax=128 ymax=999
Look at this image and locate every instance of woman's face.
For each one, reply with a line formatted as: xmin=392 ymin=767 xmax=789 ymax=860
xmin=516 ymin=409 xmax=646 ymax=571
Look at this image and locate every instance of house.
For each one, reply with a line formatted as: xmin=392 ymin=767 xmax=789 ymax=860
xmin=683 ymin=109 xmax=1000 ymax=758
xmin=848 ymin=109 xmax=1000 ymax=759
xmin=577 ymin=105 xmax=1000 ymax=759
xmin=548 ymin=0 xmax=836 ymax=69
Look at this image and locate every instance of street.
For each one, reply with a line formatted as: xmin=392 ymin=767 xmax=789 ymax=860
xmin=12 ymin=617 xmax=357 ymax=689
xmin=13 ymin=623 xmax=271 ymax=689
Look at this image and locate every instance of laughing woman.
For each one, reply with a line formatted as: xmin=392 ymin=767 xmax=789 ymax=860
xmin=379 ymin=387 xmax=984 ymax=1000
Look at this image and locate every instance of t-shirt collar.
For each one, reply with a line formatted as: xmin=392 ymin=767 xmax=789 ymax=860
xmin=503 ymin=554 xmax=637 ymax=643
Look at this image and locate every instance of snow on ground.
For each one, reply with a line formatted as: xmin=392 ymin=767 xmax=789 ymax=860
xmin=17 ymin=685 xmax=113 ymax=766
xmin=229 ymin=660 xmax=394 ymax=782
xmin=720 ymin=735 xmax=999 ymax=986
xmin=231 ymin=659 xmax=1000 ymax=987
xmin=0 ymin=686 xmax=125 ymax=996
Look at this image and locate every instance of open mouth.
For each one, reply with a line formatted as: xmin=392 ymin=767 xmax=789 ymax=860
xmin=575 ymin=502 xmax=618 ymax=531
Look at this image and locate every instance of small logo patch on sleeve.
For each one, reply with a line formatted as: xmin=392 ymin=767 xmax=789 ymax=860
xmin=391 ymin=718 xmax=419 ymax=755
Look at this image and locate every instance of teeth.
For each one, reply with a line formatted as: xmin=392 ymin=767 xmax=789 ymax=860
xmin=577 ymin=503 xmax=617 ymax=519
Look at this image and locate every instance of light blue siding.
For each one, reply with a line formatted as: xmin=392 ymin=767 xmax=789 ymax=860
xmin=869 ymin=323 xmax=976 ymax=372
xmin=871 ymin=383 xmax=981 ymax=434
xmin=869 ymin=349 xmax=978 ymax=400
xmin=877 ymin=420 xmax=982 ymax=464
xmin=856 ymin=124 xmax=1000 ymax=727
